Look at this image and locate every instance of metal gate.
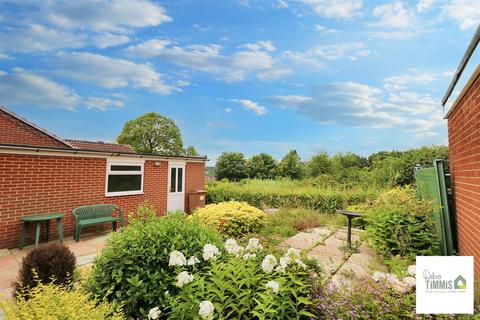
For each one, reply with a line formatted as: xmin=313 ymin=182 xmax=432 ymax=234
xmin=414 ymin=159 xmax=456 ymax=256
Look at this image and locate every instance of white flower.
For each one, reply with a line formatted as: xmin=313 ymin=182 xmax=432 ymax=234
xmin=198 ymin=300 xmax=215 ymax=320
xmin=372 ymin=271 xmax=387 ymax=282
xmin=279 ymin=256 xmax=291 ymax=269
xmin=169 ymin=250 xmax=186 ymax=267
xmin=403 ymin=276 xmax=416 ymax=287
xmin=266 ymin=280 xmax=280 ymax=294
xmin=224 ymin=239 xmax=244 ymax=257
xmin=407 ymin=265 xmax=416 ymax=276
xmin=187 ymin=256 xmax=200 ymax=266
xmin=285 ymin=248 xmax=301 ymax=260
xmin=261 ymin=254 xmax=278 ymax=274
xmin=243 ymin=253 xmax=256 ymax=260
xmin=275 ymin=265 xmax=286 ymax=273
xmin=148 ymin=307 xmax=161 ymax=320
xmin=246 ymin=238 xmax=263 ymax=252
xmin=175 ymin=271 xmax=194 ymax=288
xmin=295 ymin=259 xmax=307 ymax=270
xmin=203 ymin=243 xmax=221 ymax=261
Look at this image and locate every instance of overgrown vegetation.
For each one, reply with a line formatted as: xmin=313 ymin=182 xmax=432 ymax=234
xmin=365 ymin=186 xmax=440 ymax=260
xmin=206 ymin=179 xmax=380 ymax=212
xmin=214 ymin=145 xmax=448 ymax=188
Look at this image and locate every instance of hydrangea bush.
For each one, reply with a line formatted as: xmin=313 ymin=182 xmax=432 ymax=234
xmin=168 ymin=239 xmax=315 ymax=319
xmin=193 ymin=201 xmax=266 ymax=237
xmin=86 ymin=212 xmax=222 ymax=319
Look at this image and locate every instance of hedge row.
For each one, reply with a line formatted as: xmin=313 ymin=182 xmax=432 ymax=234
xmin=206 ymin=181 xmax=379 ymax=213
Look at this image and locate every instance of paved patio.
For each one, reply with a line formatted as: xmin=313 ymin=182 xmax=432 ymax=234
xmin=0 ymin=231 xmax=110 ymax=302
xmin=279 ymin=226 xmax=386 ymax=283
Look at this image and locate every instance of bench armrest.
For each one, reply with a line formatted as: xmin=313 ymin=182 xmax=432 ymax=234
xmin=113 ymin=205 xmax=124 ymax=219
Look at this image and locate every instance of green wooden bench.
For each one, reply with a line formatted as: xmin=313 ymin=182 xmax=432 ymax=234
xmin=72 ymin=204 xmax=123 ymax=242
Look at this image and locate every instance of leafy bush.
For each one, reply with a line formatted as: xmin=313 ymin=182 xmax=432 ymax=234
xmin=86 ymin=212 xmax=222 ymax=318
xmin=206 ymin=179 xmax=379 ymax=213
xmin=193 ymin=201 xmax=266 ymax=237
xmin=169 ymin=242 xmax=315 ymax=319
xmin=1 ymin=282 xmax=123 ymax=320
xmin=14 ymin=243 xmax=76 ymax=296
xmin=365 ymin=186 xmax=440 ymax=259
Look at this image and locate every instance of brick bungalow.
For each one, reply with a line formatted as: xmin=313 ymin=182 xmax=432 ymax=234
xmin=0 ymin=105 xmax=207 ymax=249
xmin=442 ymin=26 xmax=480 ymax=277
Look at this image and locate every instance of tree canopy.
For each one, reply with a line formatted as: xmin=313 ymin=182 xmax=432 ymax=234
xmin=277 ymin=150 xmax=304 ymax=179
xmin=215 ymin=152 xmax=247 ymax=181
xmin=246 ymin=153 xmax=277 ymax=179
xmin=117 ymin=112 xmax=184 ymax=156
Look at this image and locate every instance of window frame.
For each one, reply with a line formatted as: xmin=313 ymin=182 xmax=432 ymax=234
xmin=168 ymin=161 xmax=186 ymax=195
xmin=105 ymin=160 xmax=144 ymax=197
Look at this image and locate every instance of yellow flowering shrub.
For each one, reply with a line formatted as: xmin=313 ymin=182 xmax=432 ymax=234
xmin=1 ymin=282 xmax=124 ymax=320
xmin=193 ymin=201 xmax=266 ymax=237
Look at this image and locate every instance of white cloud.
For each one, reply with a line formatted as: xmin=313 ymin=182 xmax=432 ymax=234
xmin=384 ymin=70 xmax=437 ymax=91
xmin=283 ymin=42 xmax=370 ymax=68
xmin=56 ymin=52 xmax=179 ymax=95
xmin=443 ymin=0 xmax=480 ymax=30
xmin=300 ymin=0 xmax=363 ymax=18
xmin=125 ymin=39 xmax=290 ymax=82
xmin=368 ymin=30 xmax=416 ymax=40
xmin=231 ymin=99 xmax=267 ymax=115
xmin=0 ymin=68 xmax=78 ymax=109
xmin=372 ymin=1 xmax=415 ymax=29
xmin=224 ymin=108 xmax=233 ymax=112
xmin=84 ymin=97 xmax=124 ymax=111
xmin=315 ymin=24 xmax=338 ymax=34
xmin=274 ymin=0 xmax=289 ymax=9
xmin=417 ymin=0 xmax=436 ymax=12
xmin=267 ymin=81 xmax=444 ymax=136
xmin=91 ymin=33 xmax=130 ymax=48
xmin=45 ymin=0 xmax=172 ymax=32
xmin=0 ymin=24 xmax=86 ymax=52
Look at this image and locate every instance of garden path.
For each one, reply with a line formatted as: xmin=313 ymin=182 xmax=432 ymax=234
xmin=278 ymin=227 xmax=386 ymax=284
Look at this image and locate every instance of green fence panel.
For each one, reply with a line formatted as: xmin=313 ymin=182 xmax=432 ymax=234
xmin=414 ymin=159 xmax=455 ymax=256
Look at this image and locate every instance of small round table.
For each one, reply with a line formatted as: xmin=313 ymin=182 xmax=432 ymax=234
xmin=19 ymin=213 xmax=64 ymax=249
xmin=336 ymin=210 xmax=364 ymax=249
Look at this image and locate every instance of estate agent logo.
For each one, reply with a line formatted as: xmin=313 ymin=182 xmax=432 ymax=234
xmin=416 ymin=256 xmax=473 ymax=314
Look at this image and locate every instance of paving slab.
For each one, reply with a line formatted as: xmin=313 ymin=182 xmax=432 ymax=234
xmin=307 ymin=227 xmax=334 ymax=239
xmin=323 ymin=236 xmax=345 ymax=248
xmin=348 ymin=253 xmax=378 ymax=267
xmin=332 ymin=230 xmax=361 ymax=243
xmin=278 ymin=232 xmax=324 ymax=250
xmin=76 ymin=253 xmax=97 ymax=266
xmin=309 ymin=244 xmax=345 ymax=258
xmin=0 ymin=250 xmax=10 ymax=258
xmin=0 ymin=266 xmax=18 ymax=290
xmin=336 ymin=261 xmax=371 ymax=278
xmin=308 ymin=252 xmax=344 ymax=274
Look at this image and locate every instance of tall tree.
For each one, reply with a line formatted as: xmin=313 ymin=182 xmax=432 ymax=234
xmin=277 ymin=150 xmax=304 ymax=179
xmin=185 ymin=145 xmax=200 ymax=156
xmin=306 ymin=151 xmax=331 ymax=177
xmin=215 ymin=152 xmax=247 ymax=181
xmin=117 ymin=112 xmax=184 ymax=155
xmin=246 ymin=153 xmax=277 ymax=179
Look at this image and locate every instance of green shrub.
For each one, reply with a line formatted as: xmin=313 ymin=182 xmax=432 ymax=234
xmin=169 ymin=246 xmax=315 ymax=319
xmin=193 ymin=201 xmax=266 ymax=237
xmin=1 ymin=282 xmax=123 ymax=320
xmin=86 ymin=212 xmax=222 ymax=319
xmin=206 ymin=179 xmax=379 ymax=213
xmin=365 ymin=186 xmax=440 ymax=259
xmin=14 ymin=243 xmax=76 ymax=296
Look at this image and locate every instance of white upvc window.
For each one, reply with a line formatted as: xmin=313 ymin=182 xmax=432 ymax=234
xmin=105 ymin=160 xmax=144 ymax=197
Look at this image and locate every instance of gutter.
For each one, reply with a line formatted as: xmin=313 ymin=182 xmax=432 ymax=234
xmin=442 ymin=24 xmax=480 ymax=107
xmin=0 ymin=143 xmax=208 ymax=162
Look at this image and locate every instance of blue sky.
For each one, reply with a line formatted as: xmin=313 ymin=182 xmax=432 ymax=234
xmin=1 ymin=0 xmax=479 ymax=163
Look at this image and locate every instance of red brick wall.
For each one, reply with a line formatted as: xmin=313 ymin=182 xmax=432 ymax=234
xmin=0 ymin=110 xmax=68 ymax=148
xmin=448 ymin=74 xmax=480 ymax=277
xmin=0 ymin=153 xmax=170 ymax=249
xmin=185 ymin=162 xmax=206 ymax=212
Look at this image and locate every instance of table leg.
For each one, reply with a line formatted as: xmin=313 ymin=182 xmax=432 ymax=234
xmin=19 ymin=222 xmax=28 ymax=249
xmin=45 ymin=221 xmax=50 ymax=242
xmin=56 ymin=218 xmax=63 ymax=244
xmin=347 ymin=217 xmax=352 ymax=249
xmin=35 ymin=223 xmax=41 ymax=247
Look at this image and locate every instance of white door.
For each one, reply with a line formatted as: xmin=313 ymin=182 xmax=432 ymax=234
xmin=167 ymin=162 xmax=186 ymax=211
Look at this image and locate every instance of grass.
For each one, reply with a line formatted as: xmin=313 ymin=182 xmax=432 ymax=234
xmin=255 ymin=207 xmax=346 ymax=249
